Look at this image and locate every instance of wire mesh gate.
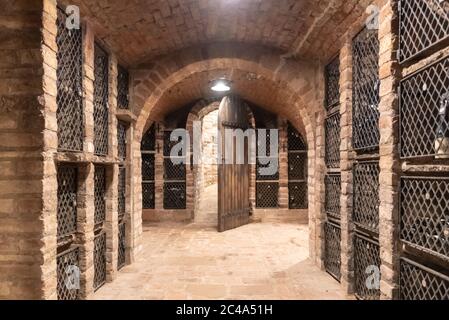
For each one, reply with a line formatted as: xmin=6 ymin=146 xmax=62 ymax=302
xmin=325 ymin=112 xmax=341 ymax=169
xmin=256 ymin=130 xmax=279 ymax=208
xmin=56 ymin=7 xmax=84 ymax=152
xmin=117 ymin=121 xmax=127 ymax=161
xmin=324 ymin=222 xmax=342 ymax=281
xmin=399 ymin=0 xmax=449 ymax=64
xmin=325 ymin=174 xmax=341 ymax=220
xmin=57 ymin=246 xmax=80 ymax=300
xmin=118 ymin=222 xmax=126 ymax=270
xmin=354 ymin=233 xmax=381 ymax=300
xmin=93 ymin=43 xmax=109 ymax=156
xmin=325 ymin=55 xmax=341 ymax=110
xmin=141 ymin=125 xmax=156 ymax=209
xmin=163 ymin=131 xmax=186 ymax=209
xmin=93 ymin=232 xmax=107 ymax=290
xmin=288 ymin=124 xmax=308 ymax=209
xmin=94 ymin=166 xmax=106 ymax=227
xmin=117 ymin=65 xmax=129 ymax=110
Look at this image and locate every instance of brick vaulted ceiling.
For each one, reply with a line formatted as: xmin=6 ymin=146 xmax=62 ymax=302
xmin=63 ymin=0 xmax=369 ymax=66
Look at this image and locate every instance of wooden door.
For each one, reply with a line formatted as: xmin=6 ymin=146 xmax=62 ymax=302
xmin=217 ymin=95 xmax=250 ymax=232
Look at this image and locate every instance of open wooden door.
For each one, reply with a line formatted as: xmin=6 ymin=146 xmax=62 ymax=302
xmin=217 ymin=95 xmax=251 ymax=232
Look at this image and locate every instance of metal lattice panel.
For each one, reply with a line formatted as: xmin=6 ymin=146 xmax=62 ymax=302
xmin=256 ymin=182 xmax=279 ymax=208
xmin=352 ymin=27 xmax=380 ymax=151
xmin=142 ymin=154 xmax=155 ymax=181
xmin=94 ymin=166 xmax=106 ymax=226
xmin=117 ymin=121 xmax=127 ymax=161
xmin=400 ymin=258 xmax=449 ymax=300
xmin=142 ymin=182 xmax=155 ymax=209
xmin=141 ymin=125 xmax=156 ymax=151
xmin=93 ymin=43 xmax=109 ymax=156
xmin=353 ymin=162 xmax=380 ymax=233
xmin=288 ymin=123 xmax=307 ymax=151
xmin=400 ymin=177 xmax=449 ymax=258
xmin=399 ymin=0 xmax=449 ymax=63
xmin=354 ymin=235 xmax=381 ymax=300
xmin=164 ymin=131 xmax=185 ymax=157
xmin=57 ymin=247 xmax=80 ymax=300
xmin=400 ymin=56 xmax=449 ymax=159
xmin=164 ymin=182 xmax=186 ymax=210
xmin=117 ymin=65 xmax=129 ymax=109
xmin=324 ymin=222 xmax=341 ymax=281
xmin=325 ymin=55 xmax=341 ymax=109
xmin=118 ymin=222 xmax=126 ymax=270
xmin=164 ymin=158 xmax=186 ymax=181
xmin=56 ymin=7 xmax=84 ymax=152
xmin=256 ymin=158 xmax=279 ymax=181
xmin=289 ymin=182 xmax=308 ymax=209
xmin=325 ymin=174 xmax=341 ymax=220
xmin=288 ymin=152 xmax=307 ymax=180
xmin=325 ymin=112 xmax=341 ymax=169
xmin=93 ymin=232 xmax=107 ymax=290
xmin=57 ymin=166 xmax=78 ymax=240
xmin=118 ymin=166 xmax=126 ymax=220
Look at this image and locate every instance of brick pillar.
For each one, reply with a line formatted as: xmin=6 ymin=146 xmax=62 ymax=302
xmin=378 ymin=0 xmax=400 ymax=300
xmin=278 ymin=118 xmax=289 ymax=209
xmin=339 ymin=38 xmax=355 ymax=294
xmin=315 ymin=108 xmax=326 ymax=268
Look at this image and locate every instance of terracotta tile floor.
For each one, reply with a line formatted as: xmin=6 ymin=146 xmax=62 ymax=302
xmin=91 ymin=221 xmax=348 ymax=300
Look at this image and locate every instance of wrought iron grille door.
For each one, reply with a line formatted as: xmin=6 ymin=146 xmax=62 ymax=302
xmin=354 ymin=234 xmax=381 ymax=300
xmin=399 ymin=0 xmax=449 ymax=64
xmin=353 ymin=162 xmax=380 ymax=233
xmin=117 ymin=65 xmax=129 ymax=109
xmin=57 ymin=246 xmax=80 ymax=300
xmin=324 ymin=222 xmax=341 ymax=281
xmin=289 ymin=182 xmax=308 ymax=209
xmin=400 ymin=55 xmax=449 ymax=159
xmin=256 ymin=182 xmax=279 ymax=208
xmin=118 ymin=222 xmax=126 ymax=270
xmin=352 ymin=27 xmax=380 ymax=151
xmin=56 ymin=7 xmax=84 ymax=152
xmin=94 ymin=166 xmax=106 ymax=227
xmin=141 ymin=125 xmax=156 ymax=209
xmin=325 ymin=112 xmax=341 ymax=168
xmin=400 ymin=177 xmax=449 ymax=258
xmin=400 ymin=258 xmax=449 ymax=300
xmin=325 ymin=55 xmax=341 ymax=110
xmin=325 ymin=174 xmax=341 ymax=220
xmin=93 ymin=43 xmax=109 ymax=156
xmin=163 ymin=130 xmax=186 ymax=210
xmin=93 ymin=232 xmax=107 ymax=290
xmin=118 ymin=166 xmax=126 ymax=220
xmin=288 ymin=123 xmax=308 ymax=209
xmin=117 ymin=121 xmax=127 ymax=161
xmin=288 ymin=123 xmax=307 ymax=151
xmin=57 ymin=166 xmax=78 ymax=240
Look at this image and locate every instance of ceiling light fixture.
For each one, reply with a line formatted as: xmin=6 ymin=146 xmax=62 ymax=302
xmin=210 ymin=78 xmax=232 ymax=92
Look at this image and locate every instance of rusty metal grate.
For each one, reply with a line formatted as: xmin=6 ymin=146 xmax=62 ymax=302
xmin=117 ymin=121 xmax=127 ymax=161
xmin=57 ymin=246 xmax=80 ymax=300
xmin=93 ymin=232 xmax=107 ymax=290
xmin=324 ymin=222 xmax=341 ymax=281
xmin=256 ymin=182 xmax=279 ymax=208
xmin=400 ymin=258 xmax=449 ymax=300
xmin=289 ymin=182 xmax=308 ymax=209
xmin=325 ymin=112 xmax=341 ymax=168
xmin=118 ymin=166 xmax=126 ymax=220
xmin=56 ymin=7 xmax=84 ymax=152
xmin=142 ymin=182 xmax=155 ymax=209
xmin=400 ymin=177 xmax=449 ymax=258
xmin=57 ymin=166 xmax=78 ymax=240
xmin=256 ymin=158 xmax=279 ymax=181
xmin=352 ymin=27 xmax=380 ymax=151
xmin=94 ymin=166 xmax=106 ymax=227
xmin=117 ymin=65 xmax=129 ymax=109
xmin=141 ymin=125 xmax=156 ymax=151
xmin=288 ymin=123 xmax=307 ymax=151
xmin=353 ymin=162 xmax=380 ymax=233
xmin=164 ymin=158 xmax=186 ymax=181
xmin=164 ymin=182 xmax=186 ymax=210
xmin=164 ymin=131 xmax=185 ymax=156
xmin=354 ymin=234 xmax=381 ymax=300
xmin=325 ymin=174 xmax=341 ymax=220
xmin=325 ymin=55 xmax=341 ymax=109
xmin=94 ymin=43 xmax=109 ymax=156
xmin=288 ymin=152 xmax=307 ymax=180
xmin=118 ymin=222 xmax=126 ymax=270
xmin=142 ymin=154 xmax=155 ymax=181
xmin=399 ymin=0 xmax=449 ymax=64
xmin=400 ymin=56 xmax=449 ymax=159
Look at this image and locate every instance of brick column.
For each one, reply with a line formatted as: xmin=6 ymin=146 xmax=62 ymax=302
xmin=278 ymin=118 xmax=289 ymax=209
xmin=339 ymin=38 xmax=355 ymax=294
xmin=315 ymin=108 xmax=326 ymax=268
xmin=378 ymin=0 xmax=400 ymax=300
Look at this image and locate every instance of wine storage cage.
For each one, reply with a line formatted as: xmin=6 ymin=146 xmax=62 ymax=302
xmin=94 ymin=166 xmax=106 ymax=228
xmin=400 ymin=55 xmax=449 ymax=159
xmin=288 ymin=123 xmax=308 ymax=209
xmin=400 ymin=258 xmax=449 ymax=300
xmin=118 ymin=222 xmax=126 ymax=270
xmin=164 ymin=182 xmax=186 ymax=210
xmin=353 ymin=161 xmax=380 ymax=233
xmin=325 ymin=112 xmax=341 ymax=168
xmin=93 ymin=43 xmax=109 ymax=156
xmin=57 ymin=246 xmax=80 ymax=300
xmin=325 ymin=55 xmax=341 ymax=110
xmin=352 ymin=27 xmax=380 ymax=151
xmin=256 ymin=182 xmax=279 ymax=208
xmin=57 ymin=166 xmax=78 ymax=240
xmin=163 ymin=130 xmax=186 ymax=210
xmin=399 ymin=0 xmax=449 ymax=64
xmin=325 ymin=174 xmax=341 ymax=220
xmin=93 ymin=232 xmax=107 ymax=290
xmin=289 ymin=182 xmax=308 ymax=209
xmin=56 ymin=7 xmax=84 ymax=152
xmin=400 ymin=177 xmax=449 ymax=258
xmin=117 ymin=65 xmax=129 ymax=109
xmin=288 ymin=123 xmax=307 ymax=151
xmin=324 ymin=222 xmax=342 ymax=281
xmin=118 ymin=166 xmax=126 ymax=220
xmin=141 ymin=125 xmax=156 ymax=209
xmin=354 ymin=233 xmax=381 ymax=300
xmin=117 ymin=121 xmax=127 ymax=161
xmin=164 ymin=158 xmax=186 ymax=181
